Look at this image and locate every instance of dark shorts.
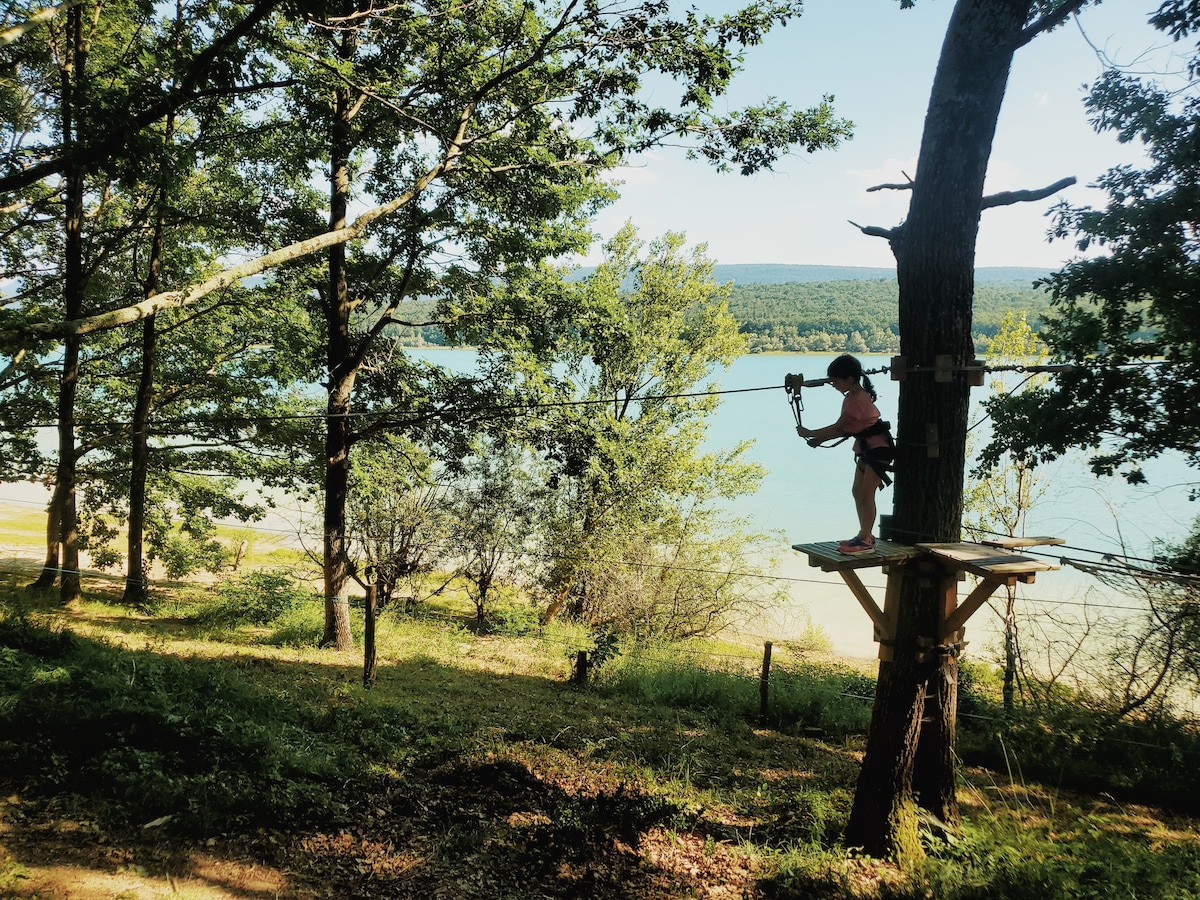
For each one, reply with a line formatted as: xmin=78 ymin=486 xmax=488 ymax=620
xmin=856 ymin=446 xmax=894 ymax=485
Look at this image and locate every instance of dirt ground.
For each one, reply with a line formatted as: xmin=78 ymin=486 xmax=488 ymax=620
xmin=1 ymin=755 xmax=770 ymax=900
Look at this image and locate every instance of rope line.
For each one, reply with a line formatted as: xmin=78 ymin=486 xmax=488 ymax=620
xmin=5 ymin=556 xmax=1195 ymax=755
xmin=3 ymin=357 xmax=1173 ymax=434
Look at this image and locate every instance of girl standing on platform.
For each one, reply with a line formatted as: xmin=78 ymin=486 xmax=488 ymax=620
xmin=795 ymin=354 xmax=893 ymax=554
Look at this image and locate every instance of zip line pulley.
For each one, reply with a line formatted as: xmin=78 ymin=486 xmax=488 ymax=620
xmin=783 ymin=373 xmax=836 ymax=446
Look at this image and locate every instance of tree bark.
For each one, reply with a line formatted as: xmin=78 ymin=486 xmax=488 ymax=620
xmin=55 ymin=2 xmax=87 ymax=606
xmin=1003 ymin=587 xmax=1017 ymax=714
xmin=845 ymin=0 xmax=1034 ymax=860
xmin=125 ymin=197 xmax=167 ymax=605
xmin=30 ymin=477 xmax=64 ymax=589
xmin=123 ymin=314 xmax=155 ymax=605
xmin=320 ymin=11 xmax=360 ymax=652
xmin=363 ymin=582 xmax=377 ymax=687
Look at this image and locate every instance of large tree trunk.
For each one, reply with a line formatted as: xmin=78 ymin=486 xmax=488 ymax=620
xmin=845 ymin=0 xmax=1033 ymax=860
xmin=56 ymin=2 xmax=87 ymax=606
xmin=320 ymin=14 xmax=359 ymax=652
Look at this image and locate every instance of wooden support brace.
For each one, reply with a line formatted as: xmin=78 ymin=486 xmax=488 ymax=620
xmin=942 ymin=576 xmax=1011 ymax=639
xmin=838 ymin=568 xmax=890 ymax=641
xmin=877 ymin=569 xmax=903 ymax=661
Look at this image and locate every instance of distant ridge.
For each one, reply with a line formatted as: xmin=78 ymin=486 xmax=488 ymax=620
xmin=570 ymin=263 xmax=1053 ymax=286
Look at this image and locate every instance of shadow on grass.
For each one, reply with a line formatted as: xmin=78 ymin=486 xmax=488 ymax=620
xmin=0 ymin=608 xmax=867 ymax=899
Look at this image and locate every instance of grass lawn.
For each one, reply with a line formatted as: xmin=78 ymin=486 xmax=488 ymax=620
xmin=1 ymin=521 xmax=1199 ymax=898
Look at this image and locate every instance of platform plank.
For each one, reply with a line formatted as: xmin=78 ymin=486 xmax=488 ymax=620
xmin=979 ymin=535 xmax=1065 ymax=549
xmin=791 ymin=540 xmax=923 ymax=572
xmin=915 ymin=542 xmax=1058 ymax=580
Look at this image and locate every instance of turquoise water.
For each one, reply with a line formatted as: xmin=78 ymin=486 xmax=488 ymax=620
xmin=8 ymin=347 xmax=1193 ymax=660
xmin=411 ymin=348 xmax=1200 ymax=658
xmin=703 ymin=352 xmax=1200 ymax=658
xmin=707 ymin=352 xmax=1198 ymax=553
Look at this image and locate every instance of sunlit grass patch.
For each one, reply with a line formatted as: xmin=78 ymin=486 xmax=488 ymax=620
xmin=2 ymin=572 xmax=1199 ymax=900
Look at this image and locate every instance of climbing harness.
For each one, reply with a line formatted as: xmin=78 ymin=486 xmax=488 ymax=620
xmin=783 ymin=371 xmax=895 ymax=485
xmin=853 ymin=420 xmax=896 ymax=486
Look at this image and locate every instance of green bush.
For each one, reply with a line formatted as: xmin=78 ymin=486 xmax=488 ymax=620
xmin=956 ymin=678 xmax=1200 ymax=816
xmin=768 ymin=662 xmax=875 ymax=737
xmin=490 ymin=599 xmax=541 ymax=636
xmin=202 ymin=570 xmax=314 ymax=628
xmin=263 ymin=599 xmax=327 ymax=648
xmin=160 ymin=533 xmax=231 ymax=580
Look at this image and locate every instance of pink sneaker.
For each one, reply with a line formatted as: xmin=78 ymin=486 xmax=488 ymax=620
xmin=838 ymin=536 xmax=875 ymax=555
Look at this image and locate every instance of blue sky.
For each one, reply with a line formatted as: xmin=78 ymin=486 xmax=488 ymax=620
xmin=581 ymin=1 xmax=1180 ymax=269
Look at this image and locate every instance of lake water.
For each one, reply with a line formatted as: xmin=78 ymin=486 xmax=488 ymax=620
xmin=5 ymin=347 xmax=1195 ymax=663
xmin=697 ymin=352 xmax=1200 ymax=659
xmin=403 ymin=349 xmax=1199 ymax=660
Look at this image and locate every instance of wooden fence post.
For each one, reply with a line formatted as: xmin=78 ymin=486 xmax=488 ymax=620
xmin=760 ymin=641 xmax=773 ymax=721
xmin=363 ymin=581 xmax=378 ymax=688
xmin=573 ymin=649 xmax=589 ymax=685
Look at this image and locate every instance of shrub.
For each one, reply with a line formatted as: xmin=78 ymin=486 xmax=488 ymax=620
xmin=264 ymin=599 xmax=327 ymax=648
xmin=203 ymin=570 xmax=314 ymax=628
xmin=490 ymin=599 xmax=541 ymax=636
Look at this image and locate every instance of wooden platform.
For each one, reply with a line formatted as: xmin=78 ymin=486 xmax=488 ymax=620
xmin=791 ymin=539 xmax=923 ymax=572
xmin=792 ymin=539 xmax=1058 ymax=581
xmin=915 ymin=542 xmax=1057 ymax=582
xmin=790 ymin=538 xmax=1061 ymax=660
xmin=979 ymin=535 xmax=1065 ymax=550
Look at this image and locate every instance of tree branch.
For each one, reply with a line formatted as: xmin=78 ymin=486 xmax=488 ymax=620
xmin=0 ymin=0 xmax=285 ymax=194
xmin=980 ymin=176 xmax=1076 ymax=210
xmin=1017 ymin=0 xmax=1090 ymax=49
xmin=4 ymin=155 xmax=460 ymax=343
xmin=866 ymin=170 xmax=914 ymax=193
xmin=849 ymin=219 xmax=901 ymax=241
xmin=1 ymin=0 xmax=85 ymax=45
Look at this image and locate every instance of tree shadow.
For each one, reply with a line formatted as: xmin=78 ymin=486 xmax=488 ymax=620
xmin=0 ymin=613 xmax=868 ymax=898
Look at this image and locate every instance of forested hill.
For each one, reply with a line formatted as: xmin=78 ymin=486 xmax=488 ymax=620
xmin=704 ymin=263 xmax=1051 ymax=285
xmin=728 ymin=277 xmax=1051 ymax=354
xmin=569 ymin=263 xmax=1052 ymax=285
xmin=393 ymin=266 xmax=1053 ymax=353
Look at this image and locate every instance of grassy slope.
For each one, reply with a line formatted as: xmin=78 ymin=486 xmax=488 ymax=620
xmin=2 ymin=545 xmax=1199 ymax=900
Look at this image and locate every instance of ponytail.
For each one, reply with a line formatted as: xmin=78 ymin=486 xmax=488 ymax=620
xmin=827 ymin=354 xmax=877 ymax=401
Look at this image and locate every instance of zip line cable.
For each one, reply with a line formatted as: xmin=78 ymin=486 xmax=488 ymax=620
xmin=5 ymin=357 xmax=1174 ymax=434
xmin=4 ymin=358 xmax=1196 ymax=597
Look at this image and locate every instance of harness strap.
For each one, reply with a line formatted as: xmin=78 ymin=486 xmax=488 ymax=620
xmin=853 ymin=419 xmax=895 ymax=486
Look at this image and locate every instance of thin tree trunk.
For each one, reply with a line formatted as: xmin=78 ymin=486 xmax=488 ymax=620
xmin=363 ymin=582 xmax=377 ymax=687
xmin=323 ymin=378 xmax=355 ymax=650
xmin=540 ymin=579 xmax=573 ymax=626
xmin=124 ymin=24 xmax=177 ymax=605
xmin=1003 ymin=587 xmax=1017 ymax=714
xmin=845 ymin=0 xmax=1033 ymax=860
xmin=29 ymin=477 xmax=64 ymax=589
xmin=124 ymin=314 xmax=156 ymax=604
